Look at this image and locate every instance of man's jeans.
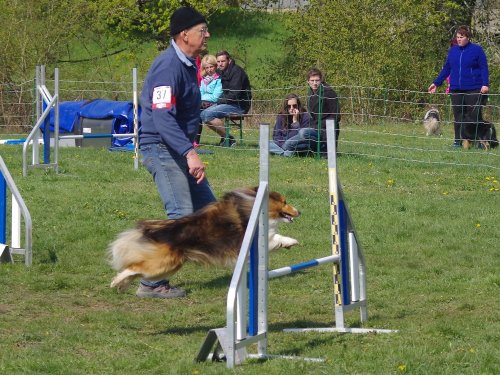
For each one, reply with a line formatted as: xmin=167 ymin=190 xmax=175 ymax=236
xmin=139 ymin=143 xmax=216 ymax=287
xmin=200 ymin=103 xmax=244 ymax=122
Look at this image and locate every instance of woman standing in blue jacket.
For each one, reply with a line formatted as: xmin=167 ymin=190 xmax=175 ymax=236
xmin=428 ymin=25 xmax=489 ymax=147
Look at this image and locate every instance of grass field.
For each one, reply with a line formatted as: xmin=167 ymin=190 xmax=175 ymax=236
xmin=0 ymin=125 xmax=498 ymax=374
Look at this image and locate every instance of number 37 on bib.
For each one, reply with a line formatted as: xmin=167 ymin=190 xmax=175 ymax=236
xmin=152 ymin=86 xmax=176 ymax=109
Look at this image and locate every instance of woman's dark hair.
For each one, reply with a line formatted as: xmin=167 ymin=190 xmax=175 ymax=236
xmin=279 ymin=93 xmax=307 ymax=126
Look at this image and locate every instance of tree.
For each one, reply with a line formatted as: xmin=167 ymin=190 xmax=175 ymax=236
xmin=273 ymin=0 xmax=476 ymax=90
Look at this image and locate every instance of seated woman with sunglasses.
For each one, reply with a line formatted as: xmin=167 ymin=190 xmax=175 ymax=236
xmin=269 ymin=93 xmax=317 ymax=157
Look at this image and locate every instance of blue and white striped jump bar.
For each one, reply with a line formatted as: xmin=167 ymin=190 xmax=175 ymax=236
xmin=59 ymin=133 xmax=133 ymax=139
xmin=0 ymin=139 xmax=26 ymax=145
xmin=1 ymin=133 xmax=133 ymax=144
xmin=268 ymin=254 xmax=340 ymax=279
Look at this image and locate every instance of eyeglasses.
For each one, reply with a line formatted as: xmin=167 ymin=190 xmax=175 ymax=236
xmin=287 ymin=104 xmax=298 ymax=109
xmin=198 ymin=27 xmax=209 ymax=35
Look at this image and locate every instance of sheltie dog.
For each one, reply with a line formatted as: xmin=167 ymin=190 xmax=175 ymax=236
xmin=423 ymin=107 xmax=441 ymax=136
xmin=462 ymin=121 xmax=498 ymax=150
xmin=108 ymin=187 xmax=300 ymax=292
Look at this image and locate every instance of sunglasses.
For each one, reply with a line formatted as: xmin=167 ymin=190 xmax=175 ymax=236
xmin=287 ymin=104 xmax=298 ymax=109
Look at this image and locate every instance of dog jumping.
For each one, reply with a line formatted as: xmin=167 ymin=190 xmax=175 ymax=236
xmin=108 ymin=187 xmax=300 ymax=292
xmin=423 ymin=107 xmax=441 ymax=136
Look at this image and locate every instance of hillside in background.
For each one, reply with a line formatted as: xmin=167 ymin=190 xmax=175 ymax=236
xmin=52 ymin=9 xmax=290 ymax=94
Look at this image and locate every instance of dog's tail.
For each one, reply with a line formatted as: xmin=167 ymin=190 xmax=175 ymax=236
xmin=108 ymin=228 xmax=158 ymax=272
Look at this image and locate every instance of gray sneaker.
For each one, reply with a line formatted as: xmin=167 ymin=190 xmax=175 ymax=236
xmin=136 ymin=283 xmax=186 ymax=299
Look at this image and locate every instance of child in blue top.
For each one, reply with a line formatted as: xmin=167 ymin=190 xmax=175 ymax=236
xmin=200 ymin=54 xmax=222 ymax=108
xmin=196 ymin=54 xmax=222 ymax=145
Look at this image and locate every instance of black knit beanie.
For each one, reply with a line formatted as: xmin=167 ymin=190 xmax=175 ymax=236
xmin=169 ymin=7 xmax=207 ymax=36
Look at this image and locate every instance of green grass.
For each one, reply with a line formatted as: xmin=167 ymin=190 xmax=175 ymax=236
xmin=0 ymin=132 xmax=498 ymax=374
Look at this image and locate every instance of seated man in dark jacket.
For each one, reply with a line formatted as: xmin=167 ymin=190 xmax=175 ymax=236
xmin=306 ymin=68 xmax=341 ymax=153
xmin=200 ymin=50 xmax=252 ymax=147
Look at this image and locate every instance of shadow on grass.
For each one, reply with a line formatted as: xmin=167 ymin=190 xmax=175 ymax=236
xmin=152 ymin=324 xmax=225 ymax=336
xmin=191 ymin=274 xmax=231 ymax=289
xmin=152 ymin=317 xmax=371 ymax=337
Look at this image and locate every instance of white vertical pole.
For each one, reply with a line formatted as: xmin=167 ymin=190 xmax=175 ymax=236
xmin=348 ymin=232 xmax=360 ymax=302
xmin=133 ymin=68 xmax=139 ymax=170
xmin=258 ymin=123 xmax=269 ymax=357
xmin=33 ymin=66 xmax=41 ymax=165
xmin=235 ymin=269 xmax=247 ymax=364
xmin=326 ymin=119 xmax=345 ymax=329
xmin=11 ymin=197 xmax=21 ymax=249
xmin=54 ymin=67 xmax=59 ymax=173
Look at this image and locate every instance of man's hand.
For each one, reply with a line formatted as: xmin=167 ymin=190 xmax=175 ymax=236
xmin=428 ymin=83 xmax=437 ymax=93
xmin=480 ymin=85 xmax=489 ymax=94
xmin=186 ymin=149 xmax=206 ymax=184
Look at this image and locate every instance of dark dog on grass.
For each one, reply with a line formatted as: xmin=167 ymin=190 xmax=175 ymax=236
xmin=462 ymin=121 xmax=498 ymax=150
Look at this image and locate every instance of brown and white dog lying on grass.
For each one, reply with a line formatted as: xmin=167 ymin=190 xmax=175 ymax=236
xmin=108 ymin=187 xmax=300 ymax=292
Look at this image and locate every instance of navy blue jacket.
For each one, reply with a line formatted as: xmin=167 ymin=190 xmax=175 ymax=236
xmin=139 ymin=40 xmax=200 ymax=156
xmin=433 ymin=42 xmax=489 ymax=91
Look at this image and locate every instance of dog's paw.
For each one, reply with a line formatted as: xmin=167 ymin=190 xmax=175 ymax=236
xmin=269 ymin=235 xmax=299 ymax=250
xmin=110 ymin=277 xmax=123 ymax=291
xmin=110 ymin=276 xmax=130 ymax=293
xmin=282 ymin=238 xmax=299 ymax=249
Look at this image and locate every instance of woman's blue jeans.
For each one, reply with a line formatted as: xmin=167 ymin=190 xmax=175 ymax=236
xmin=270 ymin=128 xmax=318 ymax=157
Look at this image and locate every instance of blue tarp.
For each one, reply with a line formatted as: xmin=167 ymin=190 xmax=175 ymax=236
xmin=45 ymin=99 xmax=138 ymax=148
xmin=47 ymin=101 xmax=86 ymax=133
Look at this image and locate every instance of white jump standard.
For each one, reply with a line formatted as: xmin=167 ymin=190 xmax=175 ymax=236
xmin=196 ymin=121 xmax=397 ymax=368
xmin=0 ymin=156 xmax=32 ymax=265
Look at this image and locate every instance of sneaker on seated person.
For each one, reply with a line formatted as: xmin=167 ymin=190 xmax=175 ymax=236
xmin=218 ymin=135 xmax=236 ymax=147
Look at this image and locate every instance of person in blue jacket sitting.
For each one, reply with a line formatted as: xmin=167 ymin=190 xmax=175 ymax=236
xmin=200 ymin=54 xmax=222 ymax=108
xmin=269 ymin=93 xmax=316 ymax=157
xmin=195 ymin=54 xmax=222 ymax=145
xmin=428 ymin=25 xmax=489 ymax=148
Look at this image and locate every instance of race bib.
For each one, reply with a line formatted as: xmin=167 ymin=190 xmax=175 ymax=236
xmin=152 ymin=86 xmax=175 ymax=109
